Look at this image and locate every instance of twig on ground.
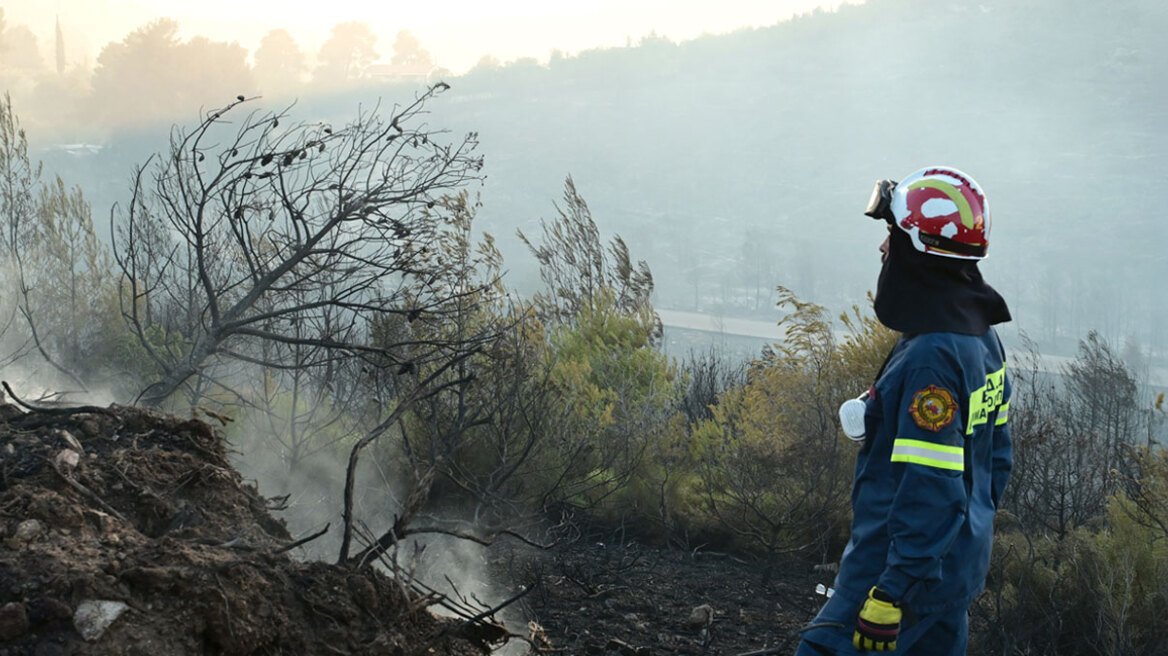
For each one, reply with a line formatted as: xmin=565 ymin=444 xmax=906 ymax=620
xmin=352 ymin=524 xmax=557 ymax=570
xmin=49 ymin=458 xmax=129 ymax=523
xmin=3 ymin=381 xmax=118 ymax=419
xmin=272 ymin=523 xmax=331 ymax=555
xmin=411 ymin=585 xmax=530 ymax=656
xmin=453 ymin=584 xmax=531 ymax=630
xmin=111 ymin=461 xmax=167 ymax=505
xmin=213 ymin=573 xmax=235 ymax=641
xmin=217 ymin=523 xmax=260 ymax=548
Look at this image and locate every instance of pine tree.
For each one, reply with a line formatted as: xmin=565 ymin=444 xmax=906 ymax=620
xmin=55 ymin=16 xmax=65 ymax=75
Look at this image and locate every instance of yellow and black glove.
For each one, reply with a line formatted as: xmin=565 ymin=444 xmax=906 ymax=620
xmin=853 ymin=586 xmax=902 ymax=651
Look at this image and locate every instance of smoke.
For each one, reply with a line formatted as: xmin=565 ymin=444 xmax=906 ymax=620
xmin=413 ymin=533 xmax=532 ymax=655
xmin=226 ymin=393 xmax=534 ymax=648
xmin=226 ymin=406 xmax=399 ymax=563
xmin=0 ymin=264 xmax=117 ymax=408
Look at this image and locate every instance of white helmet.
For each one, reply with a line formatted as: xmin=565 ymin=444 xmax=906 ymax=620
xmin=867 ymin=166 xmax=991 ymax=260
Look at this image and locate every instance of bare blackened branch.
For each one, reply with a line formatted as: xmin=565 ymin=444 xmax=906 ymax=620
xmin=111 ymin=84 xmax=494 ymax=409
xmin=271 ymin=523 xmax=331 ymax=555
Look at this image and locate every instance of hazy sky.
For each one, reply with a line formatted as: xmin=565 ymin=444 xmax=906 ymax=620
xmin=7 ymin=0 xmax=855 ymax=73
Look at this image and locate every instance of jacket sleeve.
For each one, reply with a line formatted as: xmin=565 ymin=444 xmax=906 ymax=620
xmin=875 ymin=366 xmax=968 ymax=602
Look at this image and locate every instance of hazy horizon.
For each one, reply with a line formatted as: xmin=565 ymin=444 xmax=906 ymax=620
xmin=5 ymin=0 xmax=856 ymax=74
xmin=6 ymin=0 xmax=1167 ymax=372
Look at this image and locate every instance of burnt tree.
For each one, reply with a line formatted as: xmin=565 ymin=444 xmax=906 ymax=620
xmin=112 ymin=83 xmax=496 ymax=408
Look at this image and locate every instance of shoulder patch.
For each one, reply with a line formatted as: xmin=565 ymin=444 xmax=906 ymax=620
xmin=909 ymin=385 xmax=958 ymax=432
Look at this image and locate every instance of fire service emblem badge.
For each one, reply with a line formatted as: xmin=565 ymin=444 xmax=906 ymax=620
xmin=909 ymin=385 xmax=958 ymax=432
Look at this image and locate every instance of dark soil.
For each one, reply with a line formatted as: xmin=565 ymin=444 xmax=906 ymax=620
xmin=0 ymin=400 xmax=503 ymax=656
xmin=495 ymin=538 xmax=830 ymax=656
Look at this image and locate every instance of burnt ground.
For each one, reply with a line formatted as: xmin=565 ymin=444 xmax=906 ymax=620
xmin=0 ymin=399 xmax=504 ymax=656
xmin=0 ymin=394 xmax=833 ymax=656
xmin=493 ymin=538 xmax=829 ymax=656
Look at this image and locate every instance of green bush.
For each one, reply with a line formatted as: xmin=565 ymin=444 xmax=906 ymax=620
xmin=974 ymin=495 xmax=1168 ymax=655
xmin=685 ymin=288 xmax=895 ymax=561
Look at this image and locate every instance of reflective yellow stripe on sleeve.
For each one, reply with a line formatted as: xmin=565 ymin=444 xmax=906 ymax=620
xmin=891 ymin=438 xmax=965 ymax=471
xmin=995 ymin=400 xmax=1009 ymax=426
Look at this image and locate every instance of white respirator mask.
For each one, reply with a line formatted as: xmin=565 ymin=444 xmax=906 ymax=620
xmin=838 ymin=392 xmax=869 ymax=441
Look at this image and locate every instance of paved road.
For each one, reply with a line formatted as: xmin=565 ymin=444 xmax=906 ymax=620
xmin=658 ymin=308 xmax=1168 ymax=388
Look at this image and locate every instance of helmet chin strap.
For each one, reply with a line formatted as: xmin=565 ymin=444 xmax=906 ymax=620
xmin=916 ymin=231 xmax=987 ymax=258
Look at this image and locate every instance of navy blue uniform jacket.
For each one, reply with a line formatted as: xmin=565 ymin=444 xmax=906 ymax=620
xmin=832 ymin=329 xmax=1012 ymax=613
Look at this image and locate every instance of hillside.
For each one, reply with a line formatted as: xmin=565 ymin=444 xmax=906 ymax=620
xmin=32 ymin=0 xmax=1168 ymax=363
xmin=435 ymin=0 xmax=1168 ymax=354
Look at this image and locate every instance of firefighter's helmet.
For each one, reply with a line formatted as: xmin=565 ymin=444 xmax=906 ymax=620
xmin=867 ymin=166 xmax=991 ymax=260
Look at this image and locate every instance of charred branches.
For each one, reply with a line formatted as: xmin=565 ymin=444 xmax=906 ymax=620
xmin=112 ymin=83 xmax=493 ymax=409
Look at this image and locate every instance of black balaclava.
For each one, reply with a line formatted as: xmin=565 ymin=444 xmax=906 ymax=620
xmin=874 ymin=228 xmax=1011 ymax=336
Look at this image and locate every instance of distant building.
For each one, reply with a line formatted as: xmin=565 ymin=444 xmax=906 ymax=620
xmin=365 ymin=62 xmax=436 ymax=84
xmin=45 ymin=143 xmax=104 ymax=158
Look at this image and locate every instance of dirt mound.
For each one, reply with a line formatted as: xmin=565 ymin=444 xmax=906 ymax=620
xmin=0 ymin=400 xmax=504 ymax=655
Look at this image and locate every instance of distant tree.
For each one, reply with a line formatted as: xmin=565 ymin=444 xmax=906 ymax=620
xmin=182 ymin=35 xmax=254 ymax=101
xmin=0 ymin=24 xmax=42 ymax=73
xmin=637 ymin=30 xmax=673 ymax=47
xmin=0 ymin=20 xmax=43 ymax=100
xmin=92 ymin=18 xmax=182 ymax=118
xmin=1001 ymin=333 xmax=1146 ymax=540
xmin=0 ymin=94 xmax=40 ymax=366
xmin=54 ymin=16 xmax=65 ymax=76
xmin=518 ymin=176 xmax=657 ymax=335
xmin=0 ymin=95 xmax=123 ymax=390
xmin=1065 ymin=331 xmax=1141 ymax=466
xmin=253 ymin=29 xmax=305 ymax=96
xmin=28 ymin=177 xmax=120 ymax=381
xmin=314 ymin=22 xmax=378 ymax=85
xmin=391 ymin=30 xmax=433 ymax=68
xmin=91 ymin=19 xmax=254 ymax=129
xmin=470 ymin=55 xmax=502 ymax=73
xmin=508 ymin=57 xmax=541 ymax=71
xmin=739 ymin=229 xmax=777 ymax=311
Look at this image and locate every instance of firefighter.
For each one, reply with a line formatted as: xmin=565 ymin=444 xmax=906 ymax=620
xmin=796 ymin=167 xmax=1013 ymax=655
